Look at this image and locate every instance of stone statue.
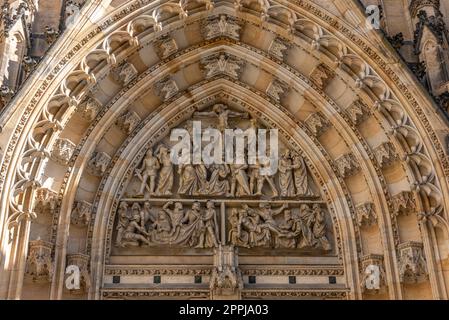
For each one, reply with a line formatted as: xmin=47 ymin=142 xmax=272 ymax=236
xmin=155 ymin=145 xmax=174 ymax=196
xmin=230 ymin=162 xmax=251 ymax=197
xmin=275 ymin=209 xmax=296 ymax=248
xmin=194 ymin=104 xmax=248 ymax=131
xmin=136 ymin=149 xmax=160 ymax=196
xmin=278 ymin=150 xmax=295 ymax=197
xmin=178 ymin=164 xmax=198 ymax=195
xmin=120 ymin=204 xmax=151 ymax=247
xmin=229 ymin=208 xmax=250 ymax=248
xmin=311 ymin=204 xmax=331 ymax=251
xmin=141 ymin=201 xmax=155 ymax=230
xmin=291 ymin=153 xmax=313 ymax=196
xmin=249 ymin=160 xmax=278 ymax=197
xmin=208 ymin=164 xmax=231 ymax=196
xmin=162 ymin=201 xmax=184 ymax=234
xmin=196 ymin=201 xmax=219 ymax=248
xmin=115 ymin=202 xmax=129 ymax=246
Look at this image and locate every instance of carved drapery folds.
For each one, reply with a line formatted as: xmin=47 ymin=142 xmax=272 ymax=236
xmin=115 ymin=110 xmax=141 ymax=134
xmin=398 ymin=241 xmax=428 ymax=284
xmin=305 ymin=113 xmax=330 ymax=137
xmin=360 ymin=254 xmax=387 ymax=295
xmin=201 ymin=53 xmax=244 ymax=79
xmin=309 ymin=63 xmax=335 ymax=90
xmin=66 ymin=253 xmax=91 ymax=294
xmin=355 ymin=202 xmax=377 ymax=228
xmin=87 ymin=151 xmax=111 ymax=176
xmin=34 ymin=188 xmax=58 ymax=216
xmin=335 ymin=153 xmax=360 ymax=178
xmin=71 ymin=201 xmax=92 ymax=226
xmin=26 ymin=238 xmax=54 ymax=282
xmin=392 ymin=191 xmax=416 ymax=217
xmin=51 ymin=138 xmax=76 ymax=165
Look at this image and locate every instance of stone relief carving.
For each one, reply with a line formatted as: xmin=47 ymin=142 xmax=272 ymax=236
xmin=398 ymin=241 xmax=428 ymax=284
xmin=201 ymin=53 xmax=244 ymax=79
xmin=115 ymin=110 xmax=141 ymax=134
xmin=346 ymin=99 xmax=369 ymax=126
xmin=392 ymin=191 xmax=416 ymax=216
xmin=374 ymin=142 xmax=397 ymax=167
xmin=112 ymin=61 xmax=138 ymax=85
xmin=76 ymin=97 xmax=101 ymax=121
xmin=268 ymin=37 xmax=290 ymax=60
xmin=202 ymin=15 xmax=241 ymax=40
xmin=66 ymin=253 xmax=90 ymax=294
xmin=309 ymin=63 xmax=335 ymax=89
xmin=34 ymin=188 xmax=58 ymax=216
xmin=154 ymin=35 xmax=178 ymax=59
xmin=71 ymin=201 xmax=92 ymax=226
xmin=266 ymin=79 xmax=288 ymax=102
xmin=26 ymin=238 xmax=54 ymax=282
xmin=335 ymin=153 xmax=360 ymax=178
xmin=355 ymin=202 xmax=377 ymax=227
xmin=112 ymin=104 xmax=330 ymax=252
xmin=229 ymin=203 xmax=331 ymax=250
xmin=210 ymin=245 xmax=243 ymax=298
xmin=87 ymin=151 xmax=111 ymax=176
xmin=360 ymin=254 xmax=387 ymax=294
xmin=305 ymin=113 xmax=330 ymax=137
xmin=114 ymin=200 xmax=219 ymax=248
xmin=154 ymin=77 xmax=179 ymax=101
xmin=51 ymin=138 xmax=76 ymax=165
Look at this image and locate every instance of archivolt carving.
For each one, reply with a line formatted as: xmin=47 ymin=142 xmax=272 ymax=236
xmin=1 ymin=0 xmax=449 ymax=300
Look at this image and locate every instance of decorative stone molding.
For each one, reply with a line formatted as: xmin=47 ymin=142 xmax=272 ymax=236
xmin=71 ymin=201 xmax=92 ymax=226
xmin=87 ymin=151 xmax=111 ymax=176
xmin=240 ymin=267 xmax=344 ymax=276
xmin=34 ymin=188 xmax=58 ymax=216
xmin=392 ymin=191 xmax=416 ymax=216
xmin=355 ymin=202 xmax=377 ymax=227
xmin=346 ymin=99 xmax=369 ymax=126
xmin=44 ymin=26 xmax=59 ymax=45
xmin=360 ymin=254 xmax=387 ymax=295
xmin=266 ymin=79 xmax=288 ymax=102
xmin=112 ymin=61 xmax=138 ymax=86
xmin=202 ymin=15 xmax=240 ymax=40
xmin=374 ymin=142 xmax=397 ymax=167
xmin=26 ymin=238 xmax=53 ymax=282
xmin=115 ymin=110 xmax=140 ymax=134
xmin=335 ymin=153 xmax=360 ymax=178
xmin=0 ymin=85 xmax=14 ymax=107
xmin=104 ymin=266 xmax=212 ymax=276
xmin=305 ymin=113 xmax=330 ymax=137
xmin=154 ymin=35 xmax=178 ymax=59
xmin=76 ymin=97 xmax=101 ymax=121
xmin=309 ymin=63 xmax=335 ymax=89
xmin=201 ymin=53 xmax=244 ymax=79
xmin=154 ymin=77 xmax=179 ymax=101
xmin=210 ymin=246 xmax=243 ymax=299
xmin=268 ymin=37 xmax=290 ymax=60
xmin=51 ymin=138 xmax=76 ymax=165
xmin=66 ymin=253 xmax=91 ymax=294
xmin=241 ymin=290 xmax=348 ymax=299
xmin=102 ymin=290 xmax=209 ymax=299
xmin=409 ymin=0 xmax=440 ymax=18
xmin=398 ymin=241 xmax=428 ymax=284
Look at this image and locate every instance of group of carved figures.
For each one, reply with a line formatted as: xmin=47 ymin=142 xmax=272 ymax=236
xmin=136 ymin=147 xmax=314 ymax=198
xmin=115 ymin=201 xmax=331 ymax=251
xmin=229 ymin=203 xmax=331 ymax=250
xmin=115 ymin=201 xmax=219 ymax=249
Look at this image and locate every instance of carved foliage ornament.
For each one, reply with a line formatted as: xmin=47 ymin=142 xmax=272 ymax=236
xmin=87 ymin=151 xmax=111 ymax=176
xmin=360 ymin=254 xmax=387 ymax=294
xmin=309 ymin=63 xmax=335 ymax=89
xmin=398 ymin=241 xmax=428 ymax=284
xmin=34 ymin=187 xmax=58 ymax=216
xmin=51 ymin=138 xmax=76 ymax=165
xmin=335 ymin=153 xmax=360 ymax=178
xmin=305 ymin=113 xmax=330 ymax=137
xmin=112 ymin=61 xmax=138 ymax=86
xmin=71 ymin=200 xmax=92 ymax=226
xmin=115 ymin=110 xmax=141 ymax=135
xmin=202 ymin=15 xmax=241 ymax=40
xmin=26 ymin=238 xmax=53 ymax=282
xmin=355 ymin=202 xmax=377 ymax=227
xmin=201 ymin=53 xmax=244 ymax=79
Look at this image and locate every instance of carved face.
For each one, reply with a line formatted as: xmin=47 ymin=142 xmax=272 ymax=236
xmin=193 ymin=202 xmax=200 ymax=210
xmin=206 ymin=201 xmax=214 ymax=209
xmin=175 ymin=203 xmax=183 ymax=210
